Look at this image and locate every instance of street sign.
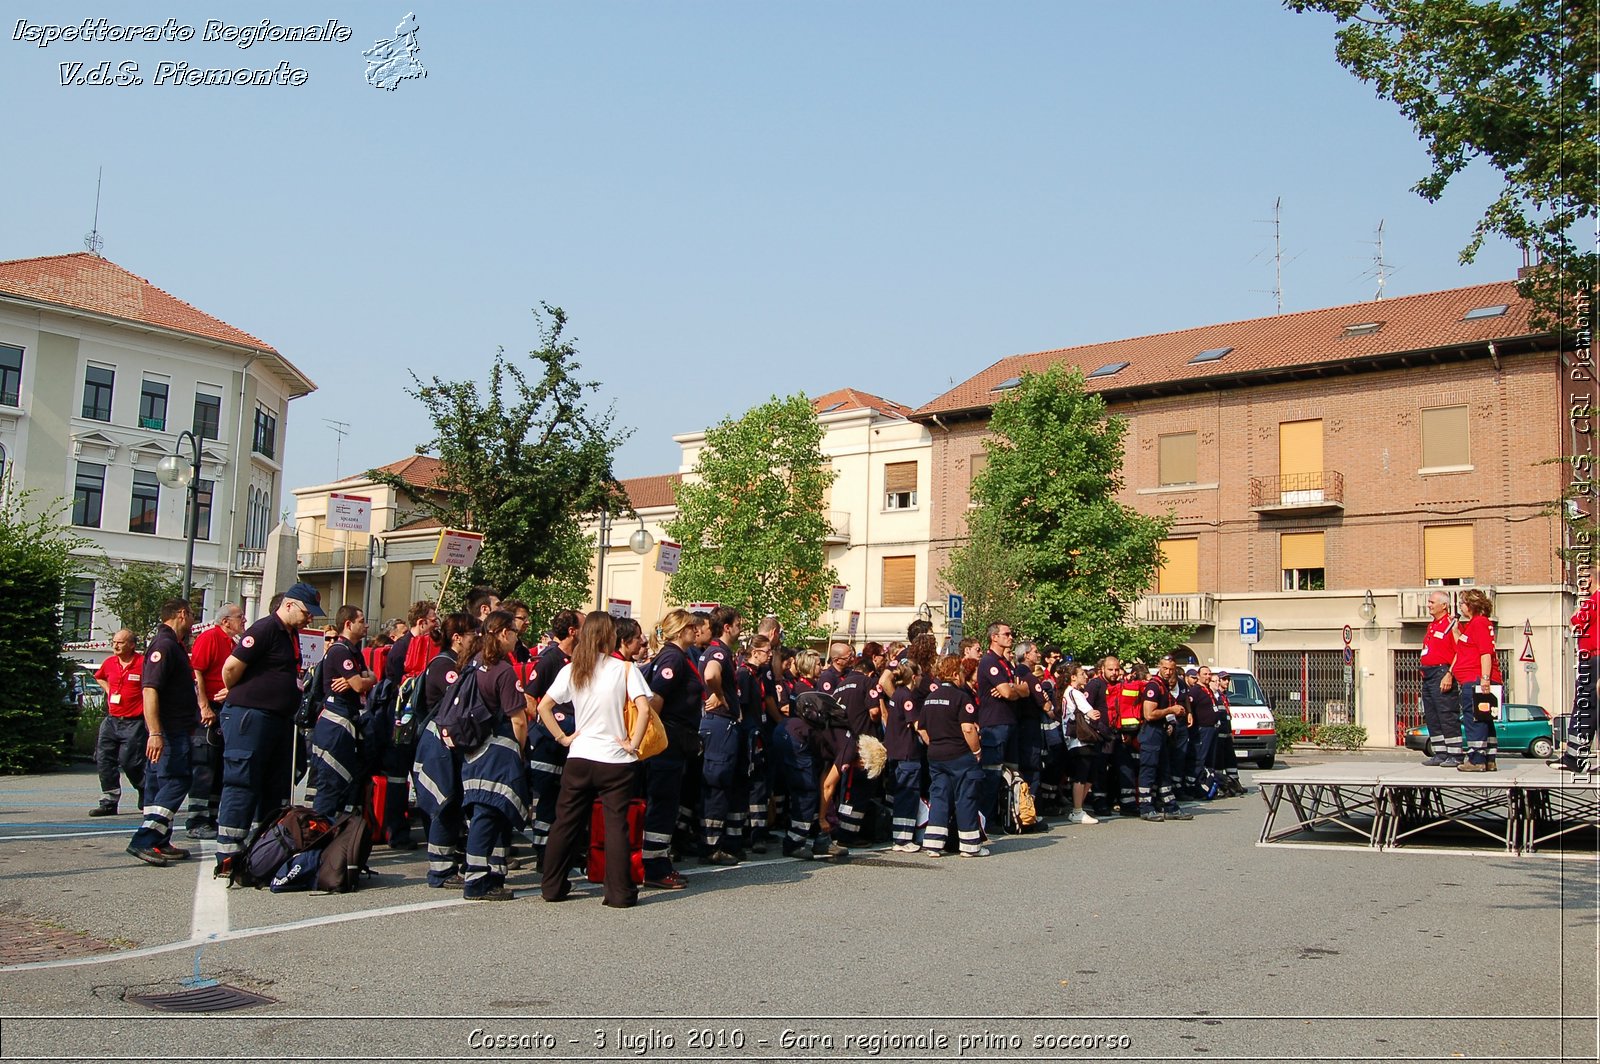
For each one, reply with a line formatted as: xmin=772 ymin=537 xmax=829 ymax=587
xmin=297 ymin=631 xmax=327 ymax=668
xmin=654 ymin=541 xmax=681 ymax=574
xmin=948 ymin=619 xmax=964 ymax=642
xmin=947 ymin=593 xmax=964 ymax=622
xmin=686 ymin=602 xmax=721 ymax=613
xmin=1519 ymin=636 xmax=1535 ymax=663
xmin=1240 ymin=617 xmax=1261 ymax=644
xmin=431 ymin=528 xmax=484 ymax=567
xmin=607 ymin=598 xmax=632 ymax=619
xmin=326 ymin=492 xmax=372 ymax=533
xmin=847 ymin=611 xmax=860 ymax=638
xmin=1342 ymin=646 xmax=1354 ymax=665
xmin=829 ymin=585 xmax=848 ymax=611
xmin=1342 ymin=624 xmax=1353 ymax=646
xmin=1342 ymin=666 xmax=1354 ymax=685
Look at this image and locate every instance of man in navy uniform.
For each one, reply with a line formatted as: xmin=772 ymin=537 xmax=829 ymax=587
xmin=127 ymin=599 xmax=199 ymax=866
xmin=1137 ymin=655 xmax=1194 ymax=822
xmin=698 ymin=606 xmax=746 ymax=863
xmin=975 ymin=622 xmax=1026 ymax=832
xmin=526 ymin=608 xmax=581 ymax=863
xmin=214 ymin=583 xmax=324 ymax=875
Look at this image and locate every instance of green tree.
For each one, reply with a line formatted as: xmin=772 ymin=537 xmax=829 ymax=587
xmin=97 ymin=560 xmax=184 ymax=645
xmin=0 ymin=490 xmax=94 ymax=773
xmin=665 ymin=394 xmax=838 ymax=640
xmin=943 ymin=366 xmax=1188 ymax=662
xmin=372 ymin=304 xmax=626 ymax=610
xmin=1288 ymin=0 xmax=1597 ymax=326
xmin=940 ymin=516 xmax=1029 ymax=646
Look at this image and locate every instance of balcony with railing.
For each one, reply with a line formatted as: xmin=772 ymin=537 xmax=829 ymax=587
xmin=1398 ymin=586 xmax=1473 ymax=623
xmin=825 ymin=511 xmax=850 ymax=545
xmin=1134 ymin=593 xmax=1217 ymax=627
xmin=298 ymin=548 xmax=360 ymax=573
xmin=234 ymin=547 xmax=265 ymax=574
xmin=1248 ymin=470 xmax=1345 ymax=516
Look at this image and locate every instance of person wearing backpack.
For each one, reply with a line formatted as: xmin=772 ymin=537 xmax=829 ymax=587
xmin=526 ymin=609 xmax=582 ymax=867
xmin=781 ymin=649 xmax=837 ymax=860
xmin=411 ymin=612 xmax=475 ymax=887
xmin=310 ymin=606 xmax=376 ymax=819
xmin=452 ymin=610 xmax=532 ymax=901
xmin=535 ymin=610 xmax=657 ymax=908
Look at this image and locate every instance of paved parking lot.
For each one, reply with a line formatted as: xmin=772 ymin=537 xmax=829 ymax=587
xmin=0 ymin=761 xmax=1594 ymax=1062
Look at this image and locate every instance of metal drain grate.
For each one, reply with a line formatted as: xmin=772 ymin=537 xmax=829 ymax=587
xmin=126 ymin=984 xmax=276 ymax=1012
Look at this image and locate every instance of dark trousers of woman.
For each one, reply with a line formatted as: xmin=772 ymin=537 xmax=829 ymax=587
xmin=1458 ymin=686 xmax=1500 ymax=766
xmin=542 ymin=758 xmax=638 ymax=907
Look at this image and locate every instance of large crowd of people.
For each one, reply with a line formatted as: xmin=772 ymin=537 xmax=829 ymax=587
xmin=93 ymin=581 xmax=1596 ymax=901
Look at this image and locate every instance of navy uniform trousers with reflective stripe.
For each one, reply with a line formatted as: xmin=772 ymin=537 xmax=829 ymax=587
xmin=130 ymin=731 xmax=191 ymax=851
xmin=412 ymin=720 xmax=464 ymax=886
xmin=699 ymin=713 xmax=746 ymax=855
xmin=310 ymin=699 xmax=362 ymax=818
xmin=460 ymin=719 xmax=529 ymax=895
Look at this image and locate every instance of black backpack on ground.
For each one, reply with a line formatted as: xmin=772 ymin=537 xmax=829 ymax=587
xmin=229 ymin=806 xmax=335 ymax=888
xmin=315 ymin=811 xmax=375 ymax=893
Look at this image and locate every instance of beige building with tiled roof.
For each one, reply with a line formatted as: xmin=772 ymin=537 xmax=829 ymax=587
xmin=0 ymin=252 xmax=315 ymax=651
xmin=915 ymin=279 xmax=1585 ymax=748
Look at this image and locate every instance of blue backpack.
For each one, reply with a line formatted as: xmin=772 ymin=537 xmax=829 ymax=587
xmin=433 ymin=664 xmax=494 ymax=751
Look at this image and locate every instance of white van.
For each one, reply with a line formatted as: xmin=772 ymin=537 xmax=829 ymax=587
xmin=1218 ymin=668 xmax=1277 ymax=768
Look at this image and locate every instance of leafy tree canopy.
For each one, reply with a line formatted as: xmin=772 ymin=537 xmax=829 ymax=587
xmin=373 ymin=304 xmax=626 ymax=612
xmin=96 ymin=560 xmax=185 ymax=646
xmin=665 ymin=394 xmax=838 ymax=640
xmin=1289 ymin=0 xmax=1597 ymax=327
xmin=944 ymin=366 xmax=1189 ymax=663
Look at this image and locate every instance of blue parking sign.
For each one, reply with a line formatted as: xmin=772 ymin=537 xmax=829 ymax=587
xmin=948 ymin=594 xmax=964 ymax=622
xmin=1240 ymin=616 xmax=1261 ymax=644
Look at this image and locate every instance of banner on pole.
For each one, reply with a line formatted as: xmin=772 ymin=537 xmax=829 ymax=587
xmin=654 ymin=541 xmax=682 ymax=574
xmin=432 ymin=529 xmax=485 ymax=568
xmin=326 ymin=493 xmax=373 ymax=533
xmin=829 ymin=585 xmax=848 ymax=611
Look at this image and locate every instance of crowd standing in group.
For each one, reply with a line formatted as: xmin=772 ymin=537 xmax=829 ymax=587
xmin=94 ymin=580 xmax=1595 ymax=898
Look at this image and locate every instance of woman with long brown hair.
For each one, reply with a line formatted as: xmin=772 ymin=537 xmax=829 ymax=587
xmin=456 ymin=610 xmax=531 ymax=900
xmin=536 ymin=611 xmax=657 ymax=907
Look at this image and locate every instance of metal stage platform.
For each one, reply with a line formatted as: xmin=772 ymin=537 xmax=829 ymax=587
xmin=1257 ymin=759 xmax=1599 ymax=857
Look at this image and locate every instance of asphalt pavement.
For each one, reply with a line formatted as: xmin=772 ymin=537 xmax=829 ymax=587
xmin=0 ymin=758 xmax=1594 ymax=1063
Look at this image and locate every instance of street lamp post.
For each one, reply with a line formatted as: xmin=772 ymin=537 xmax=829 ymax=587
xmin=363 ymin=538 xmax=389 ymax=623
xmin=595 ymin=507 xmax=656 ymax=612
xmin=155 ymin=430 xmax=203 ymax=603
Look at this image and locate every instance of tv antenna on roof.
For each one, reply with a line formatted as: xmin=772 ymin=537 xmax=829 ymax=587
xmin=324 ymin=418 xmax=351 ymax=479
xmin=84 ymin=168 xmax=104 ymax=256
xmin=1249 ymin=196 xmax=1299 ymax=315
xmin=1367 ymin=219 xmax=1394 ymax=300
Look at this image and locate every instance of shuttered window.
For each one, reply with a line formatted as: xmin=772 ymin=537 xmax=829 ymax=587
xmin=881 ymin=555 xmax=916 ymax=607
xmin=1279 ymin=419 xmax=1323 ymax=477
xmin=1280 ymin=532 xmax=1325 ymax=570
xmin=968 ymin=452 xmax=987 ymax=506
xmin=1420 ymin=406 xmax=1470 ymax=468
xmin=1157 ymin=538 xmax=1199 ymax=594
xmin=884 ymin=461 xmax=917 ymax=509
xmin=1423 ymin=525 xmax=1475 ymax=583
xmin=1158 ymin=433 xmax=1198 ymax=486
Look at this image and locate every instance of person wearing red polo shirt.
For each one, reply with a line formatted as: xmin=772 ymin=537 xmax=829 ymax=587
xmin=1558 ymin=588 xmax=1598 ymax=771
xmin=1452 ymin=588 xmax=1503 ymax=772
xmin=90 ymin=630 xmax=146 ymax=816
xmin=1418 ymin=590 xmax=1463 ymax=767
xmin=184 ymin=602 xmax=244 ymax=839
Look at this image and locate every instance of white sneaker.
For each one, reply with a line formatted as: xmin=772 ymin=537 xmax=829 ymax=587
xmin=1067 ymin=810 xmax=1099 ymax=825
xmin=892 ymin=842 xmax=919 ymax=853
xmin=923 ymin=848 xmax=942 ymax=858
xmin=960 ymin=847 xmax=991 ymax=858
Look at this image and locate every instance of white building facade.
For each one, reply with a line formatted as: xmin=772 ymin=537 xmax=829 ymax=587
xmin=0 ymin=253 xmax=314 ymax=655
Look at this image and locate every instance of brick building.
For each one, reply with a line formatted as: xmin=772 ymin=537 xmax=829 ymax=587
xmin=914 ymin=280 xmax=1578 ymax=747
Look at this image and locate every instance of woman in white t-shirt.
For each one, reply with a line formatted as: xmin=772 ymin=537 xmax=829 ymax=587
xmin=535 ymin=611 xmax=658 ymax=908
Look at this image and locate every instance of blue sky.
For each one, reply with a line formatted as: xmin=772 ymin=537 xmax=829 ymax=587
xmin=5 ymin=1 xmax=1518 ymax=496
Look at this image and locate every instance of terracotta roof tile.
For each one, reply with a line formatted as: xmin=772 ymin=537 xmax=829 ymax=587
xmin=622 ymin=473 xmax=681 ymax=510
xmin=811 ymin=387 xmax=913 ymax=420
xmin=368 ymin=455 xmax=445 ymax=490
xmin=914 ymin=281 xmax=1540 ymax=418
xmin=0 ymin=252 xmax=279 ymax=354
xmin=390 ymin=513 xmax=443 ymax=533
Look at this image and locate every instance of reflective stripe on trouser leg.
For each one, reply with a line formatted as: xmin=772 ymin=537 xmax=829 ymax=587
xmin=527 ymin=735 xmax=566 ymax=849
xmin=891 ymin=760 xmax=920 ymax=844
xmin=463 ymin=807 xmax=511 ymax=890
xmin=130 ymin=732 xmax=192 ymax=851
xmin=642 ymin=752 xmax=686 ymax=877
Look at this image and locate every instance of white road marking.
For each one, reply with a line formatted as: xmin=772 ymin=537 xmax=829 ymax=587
xmin=0 ymin=830 xmax=127 ymax=841
xmin=189 ymin=841 xmax=228 ymax=939
xmin=0 ymin=845 xmax=902 ymax=973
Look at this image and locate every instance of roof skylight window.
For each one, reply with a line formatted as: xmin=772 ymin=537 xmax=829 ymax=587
xmin=1342 ymin=322 xmax=1384 ymax=337
xmin=1462 ymin=304 xmax=1509 ymax=320
xmin=1189 ymin=346 xmax=1233 ymax=364
xmin=991 ymin=377 xmax=1022 ymax=392
xmin=1087 ymin=361 xmax=1130 ymax=378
